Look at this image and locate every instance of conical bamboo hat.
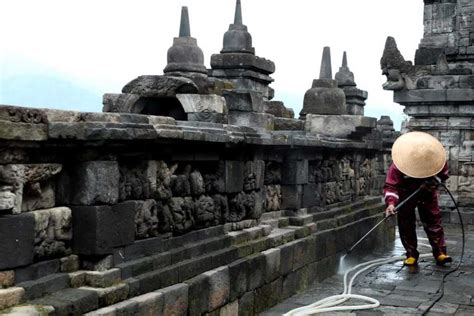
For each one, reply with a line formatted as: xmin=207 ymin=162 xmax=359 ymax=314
xmin=391 ymin=131 xmax=446 ymax=178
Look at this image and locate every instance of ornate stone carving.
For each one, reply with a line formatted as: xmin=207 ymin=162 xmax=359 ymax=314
xmin=194 ymin=195 xmax=220 ymax=227
xmin=156 ymin=161 xmax=177 ymax=200
xmin=119 ymin=161 xmax=157 ymax=201
xmin=190 ymin=170 xmax=205 ymax=196
xmin=459 ymin=163 xmax=474 ymax=193
xmin=157 ymin=201 xmax=173 ymax=234
xmin=380 ymin=36 xmax=429 ymax=91
xmin=228 ymin=192 xmax=247 ymax=222
xmin=204 ymin=162 xmax=226 ymax=193
xmin=0 ymin=106 xmax=47 ymax=124
xmin=264 ymin=184 xmax=281 ymax=212
xmin=169 ymin=197 xmax=194 ymax=235
xmin=135 ymin=200 xmax=159 ymax=239
xmin=33 ymin=207 xmax=72 ymax=260
xmin=213 ymin=194 xmax=229 ymax=222
xmin=171 ymin=164 xmax=192 ymax=197
xmin=0 ymin=164 xmax=62 ymax=214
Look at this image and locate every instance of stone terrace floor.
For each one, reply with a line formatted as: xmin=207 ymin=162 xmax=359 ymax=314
xmin=263 ymin=225 xmax=474 ymax=315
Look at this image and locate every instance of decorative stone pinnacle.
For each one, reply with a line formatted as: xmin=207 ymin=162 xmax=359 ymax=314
xmin=234 ymin=0 xmax=243 ymax=25
xmin=335 ymin=51 xmax=355 ymax=87
xmin=179 ymin=6 xmax=191 ymax=37
xmin=319 ymin=47 xmax=332 ymax=80
xmin=342 ymin=51 xmax=348 ymax=68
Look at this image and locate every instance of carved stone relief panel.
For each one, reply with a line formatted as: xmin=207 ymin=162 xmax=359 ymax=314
xmin=0 ymin=164 xmax=62 ymax=214
xmin=33 ymin=207 xmax=72 ymax=260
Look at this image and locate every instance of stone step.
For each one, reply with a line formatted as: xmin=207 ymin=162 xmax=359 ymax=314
xmin=260 ymin=210 xmax=283 ymax=221
xmin=112 ymin=225 xmax=226 ymax=264
xmin=116 ymin=234 xmax=233 ymax=280
xmin=289 ymin=214 xmax=314 ymax=226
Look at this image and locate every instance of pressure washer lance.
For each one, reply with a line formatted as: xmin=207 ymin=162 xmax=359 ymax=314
xmin=345 ymin=186 xmax=422 ymax=255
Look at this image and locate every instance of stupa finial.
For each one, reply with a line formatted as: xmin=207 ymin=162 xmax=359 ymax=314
xmin=319 ymin=47 xmax=333 ymax=80
xmin=179 ymin=6 xmax=191 ymax=37
xmin=234 ymin=0 xmax=243 ymax=25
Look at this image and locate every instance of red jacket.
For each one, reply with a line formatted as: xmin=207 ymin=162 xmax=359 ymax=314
xmin=383 ymin=163 xmax=449 ymax=206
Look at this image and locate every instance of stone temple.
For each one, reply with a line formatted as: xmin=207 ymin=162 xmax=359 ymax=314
xmin=0 ymin=0 xmax=472 ymax=315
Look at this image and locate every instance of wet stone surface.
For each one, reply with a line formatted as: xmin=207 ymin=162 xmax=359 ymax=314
xmin=263 ymin=226 xmax=474 ymax=315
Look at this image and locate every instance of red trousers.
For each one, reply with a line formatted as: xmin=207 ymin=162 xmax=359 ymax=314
xmin=397 ymin=190 xmax=446 ymax=259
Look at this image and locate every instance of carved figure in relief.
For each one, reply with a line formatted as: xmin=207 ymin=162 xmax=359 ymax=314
xmin=459 ymin=163 xmax=474 ymax=193
xmin=135 ymin=200 xmax=159 ymax=239
xmin=0 ymin=164 xmax=62 ymax=214
xmin=228 ymin=192 xmax=247 ymax=222
xmin=170 ymin=197 xmax=194 ymax=234
xmin=33 ymin=207 xmax=72 ymax=259
xmin=189 ymin=170 xmax=205 ymax=196
xmin=204 ymin=161 xmax=225 ymax=193
xmin=156 ymin=161 xmax=177 ymax=200
xmin=171 ymin=164 xmax=192 ymax=196
xmin=194 ymin=195 xmax=219 ymax=227
xmin=264 ymin=185 xmax=281 ymax=212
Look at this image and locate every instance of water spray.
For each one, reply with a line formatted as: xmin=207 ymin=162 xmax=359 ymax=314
xmin=344 ymin=187 xmax=422 ymax=256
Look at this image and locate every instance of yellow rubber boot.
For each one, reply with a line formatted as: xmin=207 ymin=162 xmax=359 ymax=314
xmin=403 ymin=257 xmax=417 ymax=266
xmin=436 ymin=254 xmax=452 ymax=266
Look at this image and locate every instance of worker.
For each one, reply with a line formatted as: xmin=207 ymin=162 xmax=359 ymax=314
xmin=383 ymin=131 xmax=452 ymax=266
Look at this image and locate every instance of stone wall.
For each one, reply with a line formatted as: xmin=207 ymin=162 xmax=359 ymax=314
xmin=0 ymin=104 xmax=395 ymax=315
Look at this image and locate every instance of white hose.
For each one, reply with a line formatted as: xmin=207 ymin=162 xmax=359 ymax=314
xmin=283 ymin=244 xmax=433 ymax=315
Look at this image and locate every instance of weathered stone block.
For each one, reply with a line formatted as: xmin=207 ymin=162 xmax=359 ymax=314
xmin=158 ymin=283 xmax=188 ymax=316
xmin=60 ymin=255 xmax=80 ymax=273
xmin=227 ymin=112 xmax=274 ymax=131
xmin=304 ymin=114 xmax=376 ymax=139
xmin=247 ymin=254 xmax=266 ymax=291
xmin=0 ymin=120 xmax=47 ymax=141
xmin=186 ymin=274 xmax=209 ymax=316
xmin=72 ymin=204 xmax=135 ymax=256
xmin=121 ymin=75 xmax=199 ymax=97
xmin=225 ymin=161 xmax=245 ymax=193
xmin=278 ymin=242 xmax=294 ymax=276
xmin=71 ymin=161 xmax=119 ymax=205
xmin=281 ymin=185 xmax=303 ymax=210
xmin=0 ymin=271 xmax=14 ymax=288
xmin=263 ymin=248 xmax=280 ymax=283
xmin=219 ymin=300 xmax=239 ymax=316
xmin=238 ymin=291 xmax=254 ymax=316
xmin=81 ymin=283 xmax=128 ymax=307
xmin=273 ymin=117 xmax=304 ymax=131
xmin=85 ymin=269 xmax=121 ymax=288
xmin=282 ymin=160 xmax=308 ymax=185
xmin=18 ymin=273 xmax=70 ymax=301
xmin=0 ymin=287 xmax=24 ymax=310
xmin=102 ymin=93 xmax=141 ymax=113
xmin=254 ymin=278 xmax=282 ymax=314
xmin=176 ymin=94 xmax=226 ymax=114
xmin=131 ymin=292 xmax=164 ymax=316
xmin=32 ymin=288 xmax=100 ymax=316
xmin=222 ymin=90 xmax=265 ymax=112
xmin=0 ymin=213 xmax=35 ymax=270
xmin=204 ymin=266 xmax=230 ymax=311
xmin=264 ymin=101 xmax=294 ymax=118
xmin=228 ymin=259 xmax=249 ymax=301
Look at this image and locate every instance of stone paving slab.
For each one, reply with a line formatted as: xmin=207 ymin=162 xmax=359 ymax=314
xmin=263 ymin=227 xmax=474 ymax=315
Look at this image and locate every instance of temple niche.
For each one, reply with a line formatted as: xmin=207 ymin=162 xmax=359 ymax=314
xmin=381 ymin=0 xmax=474 ymax=223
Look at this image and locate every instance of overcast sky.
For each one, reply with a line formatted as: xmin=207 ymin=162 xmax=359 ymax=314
xmin=0 ymin=0 xmax=424 ymax=130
